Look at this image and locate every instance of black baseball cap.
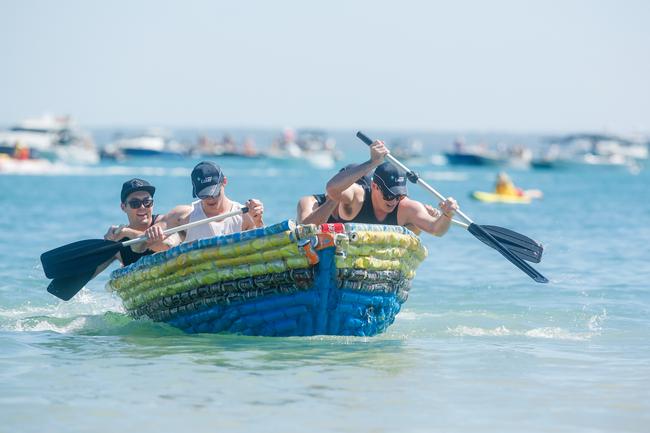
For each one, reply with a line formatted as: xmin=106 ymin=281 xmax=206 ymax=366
xmin=191 ymin=161 xmax=224 ymax=198
xmin=373 ymin=162 xmax=408 ymax=196
xmin=120 ymin=178 xmax=156 ymax=203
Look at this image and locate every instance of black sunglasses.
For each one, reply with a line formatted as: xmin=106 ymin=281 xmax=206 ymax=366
xmin=381 ymin=190 xmax=406 ymax=202
xmin=198 ymin=190 xmax=221 ymax=200
xmin=374 ymin=177 xmax=406 ymax=202
xmin=127 ymin=198 xmax=154 ymax=209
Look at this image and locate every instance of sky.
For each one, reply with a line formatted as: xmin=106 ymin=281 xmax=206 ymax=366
xmin=1 ymin=0 xmax=649 ymax=132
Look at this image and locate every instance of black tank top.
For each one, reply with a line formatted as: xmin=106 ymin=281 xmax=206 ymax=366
xmin=118 ymin=214 xmax=159 ymax=266
xmin=341 ymin=188 xmax=400 ymax=225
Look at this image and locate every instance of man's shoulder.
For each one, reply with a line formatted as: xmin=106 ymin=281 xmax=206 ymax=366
xmin=170 ymin=203 xmax=193 ymax=213
xmin=399 ymin=197 xmax=425 ymax=210
xmin=166 ymin=204 xmax=194 ymax=221
xmin=397 ymin=197 xmax=427 ymax=219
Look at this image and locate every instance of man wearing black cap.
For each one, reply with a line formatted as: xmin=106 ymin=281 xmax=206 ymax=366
xmin=144 ymin=161 xmax=264 ymax=244
xmin=296 ymin=164 xmax=373 ymax=225
xmin=325 ymin=140 xmax=458 ymax=235
xmin=102 ymin=178 xmax=171 ymax=267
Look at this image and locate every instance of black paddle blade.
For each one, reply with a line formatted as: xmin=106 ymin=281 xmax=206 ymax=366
xmin=468 ymin=223 xmax=548 ymax=283
xmin=478 ymin=225 xmax=543 ymax=263
xmin=41 ymin=239 xmax=121 ymax=279
xmin=47 ymin=270 xmax=96 ymax=301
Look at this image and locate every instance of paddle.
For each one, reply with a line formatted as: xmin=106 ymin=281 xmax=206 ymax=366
xmin=450 ymin=220 xmax=543 ymax=263
xmin=42 ymin=207 xmax=249 ymax=301
xmin=356 ymin=131 xmax=548 ymax=283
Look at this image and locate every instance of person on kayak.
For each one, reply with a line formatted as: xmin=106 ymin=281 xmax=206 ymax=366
xmin=494 ymin=172 xmax=544 ymax=199
xmin=102 ymin=178 xmax=173 ymax=267
xmin=144 ymin=161 xmax=265 ymax=244
xmin=495 ymin=172 xmax=524 ymax=196
xmin=324 ymin=139 xmax=458 ymax=235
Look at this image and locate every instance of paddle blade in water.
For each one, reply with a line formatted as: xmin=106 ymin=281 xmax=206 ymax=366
xmin=479 ymin=225 xmax=543 ymax=263
xmin=41 ymin=239 xmax=121 ymax=279
xmin=47 ymin=271 xmax=96 ymax=301
xmin=468 ymin=223 xmax=548 ymax=283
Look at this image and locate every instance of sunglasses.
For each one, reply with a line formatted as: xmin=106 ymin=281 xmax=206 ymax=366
xmin=127 ymin=198 xmax=154 ymax=209
xmin=198 ymin=191 xmax=221 ymax=200
xmin=381 ymin=190 xmax=406 ymax=202
xmin=374 ymin=177 xmax=406 ymax=202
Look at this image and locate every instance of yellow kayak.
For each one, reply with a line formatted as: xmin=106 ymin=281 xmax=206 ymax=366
xmin=471 ymin=191 xmax=532 ymax=204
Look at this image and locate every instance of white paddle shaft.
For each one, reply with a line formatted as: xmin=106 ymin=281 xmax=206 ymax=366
xmin=383 ymin=153 xmax=474 ymax=226
xmin=121 ymin=207 xmax=247 ymax=247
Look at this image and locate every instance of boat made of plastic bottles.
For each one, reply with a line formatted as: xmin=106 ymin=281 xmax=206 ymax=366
xmin=107 ymin=221 xmax=427 ymax=337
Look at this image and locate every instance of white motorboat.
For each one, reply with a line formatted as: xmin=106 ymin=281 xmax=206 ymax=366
xmin=0 ymin=114 xmax=99 ymax=164
xmin=266 ymin=129 xmax=342 ymax=168
xmin=533 ymin=133 xmax=648 ymax=168
xmin=107 ymin=129 xmax=188 ymax=158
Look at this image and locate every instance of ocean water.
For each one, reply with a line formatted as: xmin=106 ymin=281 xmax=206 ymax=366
xmin=1 ymin=139 xmax=649 ymax=433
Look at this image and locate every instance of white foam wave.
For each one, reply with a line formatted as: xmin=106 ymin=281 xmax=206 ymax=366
xmin=0 ymin=304 xmax=56 ymax=320
xmin=0 ymin=288 xmax=124 ymax=333
xmin=587 ymin=309 xmax=607 ymax=332
xmin=13 ymin=316 xmax=88 ymax=333
xmin=395 ymin=310 xmax=440 ymax=321
xmin=523 ymin=327 xmax=591 ymax=341
xmin=447 ymin=325 xmax=512 ymax=337
xmin=447 ymin=325 xmax=599 ymax=341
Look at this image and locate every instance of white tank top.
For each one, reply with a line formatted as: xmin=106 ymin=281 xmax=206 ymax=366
xmin=184 ymin=200 xmax=244 ymax=243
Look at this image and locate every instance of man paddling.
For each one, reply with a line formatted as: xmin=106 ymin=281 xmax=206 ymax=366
xmin=296 ymin=164 xmax=373 ymax=225
xmin=96 ymin=178 xmax=172 ymax=273
xmin=145 ymin=161 xmax=264 ymax=244
xmin=325 ymin=139 xmax=458 ymax=236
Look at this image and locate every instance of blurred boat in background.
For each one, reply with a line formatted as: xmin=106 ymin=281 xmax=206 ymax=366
xmin=0 ymin=114 xmax=99 ymax=164
xmin=103 ymin=128 xmax=189 ymax=159
xmin=441 ymin=132 xmax=647 ymax=170
xmin=195 ymin=133 xmax=263 ymax=159
xmin=390 ymin=138 xmax=428 ymax=165
xmin=266 ymin=128 xmax=342 ymax=168
xmin=443 ymin=137 xmax=506 ymax=166
xmin=532 ymin=133 xmax=648 ymax=169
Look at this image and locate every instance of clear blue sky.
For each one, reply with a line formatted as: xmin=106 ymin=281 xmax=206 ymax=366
xmin=2 ymin=0 xmax=649 ymax=132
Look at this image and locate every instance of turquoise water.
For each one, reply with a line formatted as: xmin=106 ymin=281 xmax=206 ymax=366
xmin=1 ymin=138 xmax=649 ymax=432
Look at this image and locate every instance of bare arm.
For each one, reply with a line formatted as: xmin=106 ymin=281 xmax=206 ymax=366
xmin=326 ymin=160 xmax=378 ymax=201
xmin=325 ymin=139 xmax=388 ymax=201
xmin=398 ymin=198 xmax=458 ymax=237
xmin=104 ymin=224 xmax=172 ymax=255
xmin=95 ymin=226 xmax=126 ymax=274
xmin=336 ymin=184 xmax=366 ymax=221
xmin=144 ymin=205 xmax=192 ymax=244
xmin=152 ymin=205 xmax=192 ymax=230
xmin=297 ymin=195 xmax=338 ymax=225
